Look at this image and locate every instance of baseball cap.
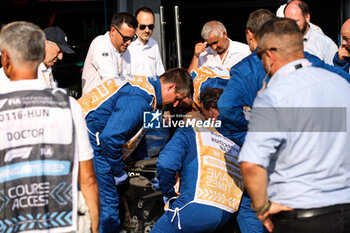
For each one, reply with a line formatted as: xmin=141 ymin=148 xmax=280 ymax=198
xmin=44 ymin=26 xmax=75 ymax=54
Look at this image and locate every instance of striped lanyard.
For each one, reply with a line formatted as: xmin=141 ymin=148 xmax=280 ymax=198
xmin=41 ymin=70 xmax=53 ymax=89
xmin=117 ymin=53 xmax=123 ymax=77
xmin=220 ymin=39 xmax=230 ymax=66
xmin=220 ymin=47 xmax=230 ymax=66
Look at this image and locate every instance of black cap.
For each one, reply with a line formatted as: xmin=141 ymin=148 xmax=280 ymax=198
xmin=44 ymin=26 xmax=75 ymax=54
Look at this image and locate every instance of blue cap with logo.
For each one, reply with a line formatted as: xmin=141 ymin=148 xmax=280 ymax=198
xmin=44 ymin=26 xmax=75 ymax=54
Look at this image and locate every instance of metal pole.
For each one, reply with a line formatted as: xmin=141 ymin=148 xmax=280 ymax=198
xmin=339 ymin=0 xmax=344 ymax=46
xmin=160 ymin=6 xmax=167 ymax=70
xmin=174 ymin=5 xmax=182 ymax=67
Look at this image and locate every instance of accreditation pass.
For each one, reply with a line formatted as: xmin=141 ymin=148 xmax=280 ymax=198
xmin=0 ymin=107 xmax=72 ymax=150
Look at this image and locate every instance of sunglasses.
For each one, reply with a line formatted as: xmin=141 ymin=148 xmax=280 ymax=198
xmin=114 ymin=26 xmax=137 ymax=43
xmin=139 ymin=24 xmax=155 ymax=30
xmin=257 ymin=47 xmax=278 ymax=60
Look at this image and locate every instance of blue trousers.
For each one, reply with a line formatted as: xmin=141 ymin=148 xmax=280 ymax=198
xmin=237 ymin=190 xmax=268 ymax=233
xmin=93 ymin=154 xmax=121 ymax=233
xmin=151 ymin=202 xmax=232 ymax=233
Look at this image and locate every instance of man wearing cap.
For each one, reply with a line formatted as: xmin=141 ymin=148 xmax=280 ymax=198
xmin=39 ymin=26 xmax=75 ymax=89
xmin=0 ymin=26 xmax=74 ymax=89
xmin=81 ymin=12 xmax=138 ymax=94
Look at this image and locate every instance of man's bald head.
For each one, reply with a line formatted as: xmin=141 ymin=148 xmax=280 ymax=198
xmin=284 ymin=0 xmax=309 ymax=17
xmin=284 ymin=0 xmax=310 ymax=35
xmin=341 ymin=18 xmax=350 ymax=35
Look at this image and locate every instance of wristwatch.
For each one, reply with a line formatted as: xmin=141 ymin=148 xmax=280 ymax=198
xmin=250 ymin=200 xmax=271 ymax=216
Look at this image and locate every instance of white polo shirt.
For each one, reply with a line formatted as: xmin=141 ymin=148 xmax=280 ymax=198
xmin=1 ymin=64 xmax=57 ymax=89
xmin=198 ymin=38 xmax=251 ymax=70
xmin=303 ymin=26 xmax=338 ymax=65
xmin=128 ymin=38 xmax=165 ymax=76
xmin=81 ymin=32 xmax=132 ymax=94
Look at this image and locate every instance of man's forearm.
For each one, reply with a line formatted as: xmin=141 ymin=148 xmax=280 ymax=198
xmin=79 ymin=160 xmax=100 ymax=233
xmin=81 ymin=181 xmax=100 ymax=233
xmin=188 ymin=55 xmax=200 ymax=73
xmin=240 ymin=162 xmax=269 ymax=209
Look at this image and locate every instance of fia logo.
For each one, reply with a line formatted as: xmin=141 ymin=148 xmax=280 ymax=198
xmin=143 ymin=110 xmax=162 ymax=128
xmin=7 ymin=98 xmax=21 ymax=106
xmin=41 ymin=146 xmax=54 ymax=158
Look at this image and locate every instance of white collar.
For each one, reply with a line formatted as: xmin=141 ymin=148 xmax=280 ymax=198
xmin=268 ymin=59 xmax=311 ymax=87
xmin=38 ymin=62 xmax=52 ymax=73
xmin=132 ymin=37 xmax=152 ymax=48
xmin=0 ymin=79 xmax=49 ymax=94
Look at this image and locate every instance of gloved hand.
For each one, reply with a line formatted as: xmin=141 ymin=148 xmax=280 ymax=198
xmin=150 ymin=177 xmax=160 ymax=190
xmin=114 ymin=172 xmax=128 ymax=185
xmin=114 ymin=172 xmax=130 ymax=196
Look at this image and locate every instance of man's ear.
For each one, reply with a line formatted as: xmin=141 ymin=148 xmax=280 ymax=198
xmin=1 ymin=49 xmax=10 ymax=69
xmin=209 ymin=107 xmax=214 ymax=118
xmin=306 ymin=14 xmax=310 ymax=24
xmin=110 ymin=26 xmax=117 ymax=38
xmin=246 ymin=29 xmax=253 ymax=44
xmin=223 ymin=31 xmax=227 ymax=39
xmin=265 ymin=50 xmax=275 ymax=64
xmin=167 ymin=83 xmax=176 ymax=92
xmin=209 ymin=107 xmax=219 ymax=119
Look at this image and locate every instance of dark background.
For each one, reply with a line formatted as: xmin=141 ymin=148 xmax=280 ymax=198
xmin=0 ymin=0 xmax=343 ymax=97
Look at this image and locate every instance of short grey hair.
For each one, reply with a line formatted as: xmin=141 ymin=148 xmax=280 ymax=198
xmin=0 ymin=21 xmax=45 ymax=68
xmin=201 ymin=21 xmax=227 ymax=40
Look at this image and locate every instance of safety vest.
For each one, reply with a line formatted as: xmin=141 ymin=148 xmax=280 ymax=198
xmin=192 ymin=66 xmax=230 ymax=110
xmin=78 ymin=76 xmax=157 ymax=158
xmin=193 ymin=126 xmax=243 ymax=212
xmin=164 ymin=125 xmax=244 ymax=230
xmin=0 ymin=89 xmax=77 ymax=233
